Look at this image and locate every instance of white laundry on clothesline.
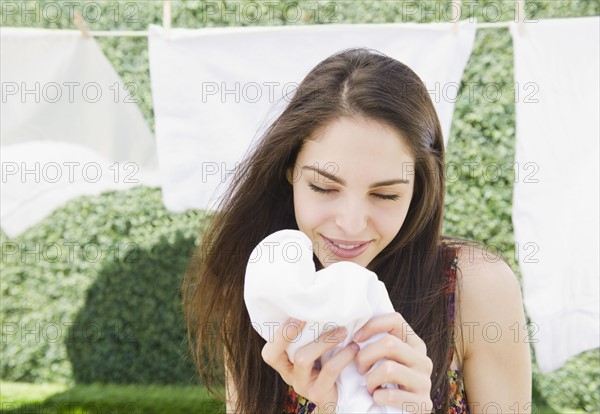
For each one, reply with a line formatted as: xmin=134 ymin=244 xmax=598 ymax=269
xmin=147 ymin=22 xmax=476 ymax=212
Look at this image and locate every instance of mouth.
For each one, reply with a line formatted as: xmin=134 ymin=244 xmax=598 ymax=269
xmin=321 ymin=235 xmax=371 ymax=259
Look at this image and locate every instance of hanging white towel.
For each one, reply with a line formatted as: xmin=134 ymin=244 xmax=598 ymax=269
xmin=147 ymin=22 xmax=476 ymax=212
xmin=0 ymin=28 xmax=160 ymax=238
xmin=245 ymin=229 xmax=406 ymax=413
xmin=510 ymin=17 xmax=600 ymax=373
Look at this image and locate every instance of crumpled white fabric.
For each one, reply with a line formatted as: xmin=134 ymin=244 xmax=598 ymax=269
xmin=244 ymin=229 xmax=406 ymax=413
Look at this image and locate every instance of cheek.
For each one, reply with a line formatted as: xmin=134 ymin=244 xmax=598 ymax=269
xmin=293 ymin=187 xmax=326 ymax=230
xmin=373 ymin=202 xmax=411 ymax=238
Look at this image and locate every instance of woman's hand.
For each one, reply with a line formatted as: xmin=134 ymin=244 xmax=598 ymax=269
xmin=353 ymin=312 xmax=434 ymax=413
xmin=261 ymin=318 xmax=359 ymax=414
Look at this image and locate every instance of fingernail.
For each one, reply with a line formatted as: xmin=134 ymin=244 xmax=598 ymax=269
xmin=348 ymin=342 xmax=360 ymax=352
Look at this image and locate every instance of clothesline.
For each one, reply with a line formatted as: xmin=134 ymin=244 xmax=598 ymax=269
xmin=82 ymin=21 xmax=513 ymax=37
xmin=69 ymin=0 xmax=526 ymax=37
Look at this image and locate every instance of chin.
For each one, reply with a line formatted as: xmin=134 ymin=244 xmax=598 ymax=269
xmin=319 ymin=256 xmax=371 ymax=269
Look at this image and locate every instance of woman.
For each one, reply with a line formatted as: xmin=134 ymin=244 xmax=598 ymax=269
xmin=182 ymin=47 xmax=532 ymax=413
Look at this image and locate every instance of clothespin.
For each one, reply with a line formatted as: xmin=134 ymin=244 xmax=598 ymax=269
xmin=163 ymin=0 xmax=172 ymax=39
xmin=516 ymin=0 xmax=526 ymax=36
xmin=452 ymin=0 xmax=461 ymax=34
xmin=74 ymin=10 xmax=90 ymax=38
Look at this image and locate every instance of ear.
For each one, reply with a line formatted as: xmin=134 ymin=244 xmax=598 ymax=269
xmin=285 ymin=167 xmax=293 ymax=185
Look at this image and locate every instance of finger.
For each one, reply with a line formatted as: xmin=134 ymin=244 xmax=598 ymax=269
xmin=365 ymin=359 xmax=428 ymax=394
xmin=314 ymin=341 xmax=360 ymax=390
xmin=355 ymin=334 xmax=415 ymax=374
xmin=275 ymin=318 xmax=306 ymax=352
xmin=294 ymin=326 xmax=348 ymax=387
xmin=372 ymin=387 xmax=432 ymax=413
xmin=261 ymin=318 xmax=305 ymax=381
xmin=353 ymin=312 xmax=426 ymax=352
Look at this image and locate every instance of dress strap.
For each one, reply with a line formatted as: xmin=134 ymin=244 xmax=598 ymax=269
xmin=443 ymin=246 xmax=460 ymax=366
xmin=432 ymin=245 xmax=461 ymax=410
xmin=444 ymin=246 xmax=459 ymax=325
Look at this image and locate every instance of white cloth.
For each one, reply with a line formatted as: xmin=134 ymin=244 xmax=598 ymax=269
xmin=244 ymin=229 xmax=405 ymax=413
xmin=147 ymin=22 xmax=476 ymax=212
xmin=0 ymin=28 xmax=160 ymax=237
xmin=510 ymin=17 xmax=600 ymax=373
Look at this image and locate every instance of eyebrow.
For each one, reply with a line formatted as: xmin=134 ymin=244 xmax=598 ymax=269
xmin=301 ymin=165 xmax=409 ymax=188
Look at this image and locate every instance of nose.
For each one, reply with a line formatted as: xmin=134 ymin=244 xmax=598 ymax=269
xmin=334 ymin=198 xmax=369 ymax=236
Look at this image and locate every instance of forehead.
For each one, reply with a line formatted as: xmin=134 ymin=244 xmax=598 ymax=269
xmin=296 ymin=116 xmax=415 ymax=175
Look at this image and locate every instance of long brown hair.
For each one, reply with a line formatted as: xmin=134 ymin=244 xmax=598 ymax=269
xmin=183 ymin=47 xmax=474 ymax=413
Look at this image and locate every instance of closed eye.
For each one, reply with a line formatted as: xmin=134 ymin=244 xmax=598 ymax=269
xmin=308 ymin=184 xmax=400 ymax=201
xmin=372 ymin=193 xmax=400 ymax=201
xmin=308 ymin=183 xmax=332 ymax=194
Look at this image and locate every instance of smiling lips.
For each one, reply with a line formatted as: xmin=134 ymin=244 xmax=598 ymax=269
xmin=321 ymin=235 xmax=371 ymax=259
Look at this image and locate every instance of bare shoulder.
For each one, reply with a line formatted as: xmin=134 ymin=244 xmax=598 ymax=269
xmin=455 ymin=244 xmax=520 ymax=288
xmin=453 ymin=244 xmax=525 ymax=361
xmin=448 ymin=244 xmax=532 ymax=410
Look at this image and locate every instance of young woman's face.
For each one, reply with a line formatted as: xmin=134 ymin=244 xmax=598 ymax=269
xmin=289 ymin=116 xmax=415 ymax=268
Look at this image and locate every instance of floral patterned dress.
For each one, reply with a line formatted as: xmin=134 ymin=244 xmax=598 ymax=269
xmin=283 ymin=247 xmax=469 ymax=413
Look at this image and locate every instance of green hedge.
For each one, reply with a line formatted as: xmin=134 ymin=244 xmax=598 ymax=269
xmin=1 ymin=0 xmax=598 ymax=411
xmin=1 ymin=186 xmax=210 ymax=385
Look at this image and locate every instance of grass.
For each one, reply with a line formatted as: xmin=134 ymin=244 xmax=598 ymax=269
xmin=0 ymin=381 xmax=225 ymax=414
xmin=0 ymin=381 xmax=590 ymax=414
xmin=532 ymin=405 xmax=588 ymax=414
